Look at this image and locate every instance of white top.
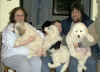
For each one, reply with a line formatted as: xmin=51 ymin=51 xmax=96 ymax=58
xmin=1 ymin=24 xmax=29 ymax=59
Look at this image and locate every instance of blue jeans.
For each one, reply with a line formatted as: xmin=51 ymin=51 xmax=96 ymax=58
xmin=42 ymin=56 xmax=97 ymax=72
xmin=41 ymin=56 xmax=51 ymax=72
xmin=41 ymin=56 xmax=64 ymax=72
xmin=3 ymin=55 xmax=42 ymax=72
xmin=69 ymin=56 xmax=97 ymax=72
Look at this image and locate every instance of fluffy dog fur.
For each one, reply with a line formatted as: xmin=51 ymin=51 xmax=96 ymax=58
xmin=48 ymin=42 xmax=70 ymax=72
xmin=42 ymin=25 xmax=70 ymax=72
xmin=66 ymin=22 xmax=95 ymax=72
xmin=42 ymin=25 xmax=62 ymax=52
xmin=15 ymin=22 xmax=43 ymax=58
xmin=15 ymin=23 xmax=70 ymax=71
xmin=15 ymin=23 xmax=62 ymax=58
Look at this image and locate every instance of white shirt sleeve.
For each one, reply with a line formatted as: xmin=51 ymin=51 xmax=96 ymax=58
xmin=2 ymin=28 xmax=16 ymax=49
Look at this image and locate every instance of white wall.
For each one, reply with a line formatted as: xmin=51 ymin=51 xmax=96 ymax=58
xmin=0 ymin=0 xmax=98 ymax=32
xmin=91 ymin=0 xmax=98 ymax=21
xmin=0 ymin=0 xmax=19 ymax=32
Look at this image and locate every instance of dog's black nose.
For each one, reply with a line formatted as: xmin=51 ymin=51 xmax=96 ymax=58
xmin=78 ymin=35 xmax=80 ymax=38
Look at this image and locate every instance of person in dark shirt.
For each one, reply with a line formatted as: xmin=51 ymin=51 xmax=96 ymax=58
xmin=61 ymin=2 xmax=99 ymax=72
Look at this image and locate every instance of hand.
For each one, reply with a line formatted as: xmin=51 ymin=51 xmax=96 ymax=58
xmin=73 ymin=43 xmax=79 ymax=48
xmin=36 ymin=48 xmax=45 ymax=56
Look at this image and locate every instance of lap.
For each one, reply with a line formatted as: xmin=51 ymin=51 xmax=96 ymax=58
xmin=3 ymin=55 xmax=42 ymax=72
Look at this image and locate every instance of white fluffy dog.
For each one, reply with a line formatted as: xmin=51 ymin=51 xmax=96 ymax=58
xmin=15 ymin=23 xmax=62 ymax=58
xmin=15 ymin=22 xmax=43 ymax=58
xmin=42 ymin=25 xmax=62 ymax=52
xmin=43 ymin=25 xmax=70 ymax=72
xmin=66 ymin=22 xmax=95 ymax=72
xmin=48 ymin=41 xmax=70 ymax=72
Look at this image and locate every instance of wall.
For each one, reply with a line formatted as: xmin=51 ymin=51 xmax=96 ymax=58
xmin=0 ymin=0 xmax=99 ymax=38
xmin=91 ymin=0 xmax=100 ymax=46
xmin=91 ymin=0 xmax=98 ymax=21
xmin=0 ymin=0 xmax=20 ymax=32
xmin=23 ymin=0 xmax=67 ymax=29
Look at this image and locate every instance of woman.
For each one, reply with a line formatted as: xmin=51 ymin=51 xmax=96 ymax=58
xmin=1 ymin=7 xmax=43 ymax=72
xmin=62 ymin=2 xmax=98 ymax=72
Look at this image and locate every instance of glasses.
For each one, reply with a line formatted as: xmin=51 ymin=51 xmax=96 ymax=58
xmin=15 ymin=14 xmax=24 ymax=17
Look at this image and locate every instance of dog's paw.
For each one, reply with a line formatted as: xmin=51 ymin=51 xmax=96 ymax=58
xmin=48 ymin=63 xmax=52 ymax=68
xmin=83 ymin=66 xmax=87 ymax=71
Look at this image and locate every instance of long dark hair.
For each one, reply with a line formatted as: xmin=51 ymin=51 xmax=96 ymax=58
xmin=70 ymin=2 xmax=93 ymax=23
xmin=9 ymin=7 xmax=28 ymax=24
xmin=70 ymin=1 xmax=84 ymax=20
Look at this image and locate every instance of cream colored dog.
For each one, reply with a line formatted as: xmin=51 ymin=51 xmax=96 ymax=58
xmin=42 ymin=25 xmax=62 ymax=52
xmin=15 ymin=22 xmax=43 ymax=58
xmin=43 ymin=25 xmax=69 ymax=72
xmin=15 ymin=23 xmax=62 ymax=58
xmin=48 ymin=41 xmax=70 ymax=72
xmin=66 ymin=22 xmax=95 ymax=72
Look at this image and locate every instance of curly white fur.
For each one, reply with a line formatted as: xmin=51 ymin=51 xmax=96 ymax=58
xmin=43 ymin=25 xmax=62 ymax=52
xmin=43 ymin=25 xmax=70 ymax=72
xmin=15 ymin=22 xmax=43 ymax=58
xmin=66 ymin=22 xmax=95 ymax=72
xmin=15 ymin=23 xmax=62 ymax=58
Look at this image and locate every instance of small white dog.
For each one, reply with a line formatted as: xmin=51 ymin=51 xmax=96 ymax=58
xmin=48 ymin=41 xmax=70 ymax=72
xmin=15 ymin=22 xmax=43 ymax=58
xmin=43 ymin=25 xmax=62 ymax=52
xmin=66 ymin=22 xmax=95 ymax=72
xmin=42 ymin=24 xmax=70 ymax=72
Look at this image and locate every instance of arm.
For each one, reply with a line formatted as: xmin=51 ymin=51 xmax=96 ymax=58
xmin=82 ymin=23 xmax=98 ymax=47
xmin=88 ymin=23 xmax=98 ymax=41
xmin=2 ymin=30 xmax=15 ymax=48
xmin=15 ymin=35 xmax=35 ymax=47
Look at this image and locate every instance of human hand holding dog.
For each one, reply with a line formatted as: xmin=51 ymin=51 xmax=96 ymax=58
xmin=36 ymin=48 xmax=45 ymax=56
xmin=73 ymin=42 xmax=79 ymax=48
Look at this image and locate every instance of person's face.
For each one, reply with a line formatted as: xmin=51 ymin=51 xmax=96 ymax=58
xmin=71 ymin=8 xmax=82 ymax=23
xmin=54 ymin=22 xmax=62 ymax=33
xmin=14 ymin=9 xmax=25 ymax=23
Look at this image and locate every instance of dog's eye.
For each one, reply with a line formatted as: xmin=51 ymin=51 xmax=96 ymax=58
xmin=80 ymin=30 xmax=82 ymax=32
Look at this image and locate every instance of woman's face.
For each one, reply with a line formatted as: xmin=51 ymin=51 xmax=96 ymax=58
xmin=71 ymin=8 xmax=82 ymax=23
xmin=54 ymin=22 xmax=62 ymax=33
xmin=14 ymin=9 xmax=25 ymax=23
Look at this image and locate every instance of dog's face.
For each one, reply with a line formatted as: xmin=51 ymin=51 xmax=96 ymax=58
xmin=72 ymin=22 xmax=94 ymax=42
xmin=44 ymin=25 xmax=59 ymax=35
xmin=15 ymin=22 xmax=25 ymax=36
xmin=72 ymin=23 xmax=87 ymax=39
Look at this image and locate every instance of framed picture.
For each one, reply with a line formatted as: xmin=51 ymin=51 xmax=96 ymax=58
xmin=52 ymin=0 xmax=76 ymax=16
